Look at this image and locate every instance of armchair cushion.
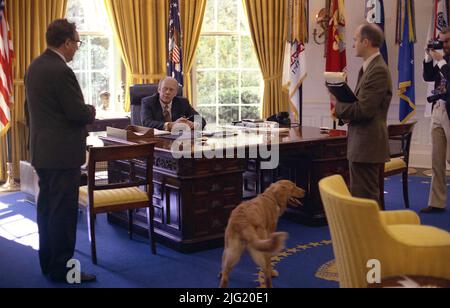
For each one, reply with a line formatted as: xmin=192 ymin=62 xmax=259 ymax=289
xmin=384 ymin=157 xmax=407 ymax=173
xmin=79 ymin=186 xmax=149 ymax=208
xmin=388 ymin=225 xmax=450 ymax=247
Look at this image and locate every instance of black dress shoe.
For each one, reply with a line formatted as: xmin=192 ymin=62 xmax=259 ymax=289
xmin=420 ymin=206 xmax=446 ymax=214
xmin=49 ymin=272 xmax=96 ymax=283
xmin=80 ymin=272 xmax=97 ymax=283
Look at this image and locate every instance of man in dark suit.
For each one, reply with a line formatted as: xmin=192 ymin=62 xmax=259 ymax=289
xmin=421 ymin=27 xmax=450 ymax=214
xmin=141 ymin=77 xmax=206 ymax=131
xmin=333 ymin=23 xmax=392 ymax=205
xmin=25 ymin=19 xmax=96 ymax=283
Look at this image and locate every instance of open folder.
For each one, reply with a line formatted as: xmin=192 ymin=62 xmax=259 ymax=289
xmin=324 ymin=72 xmax=358 ymax=103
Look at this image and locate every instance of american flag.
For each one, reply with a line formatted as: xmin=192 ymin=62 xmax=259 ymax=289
xmin=0 ymin=0 xmax=13 ymax=137
xmin=167 ymin=0 xmax=183 ymax=87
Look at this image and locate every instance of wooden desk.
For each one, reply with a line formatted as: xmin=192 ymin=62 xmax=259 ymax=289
xmin=101 ymin=127 xmax=347 ymax=252
xmin=87 ymin=116 xmax=130 ymax=132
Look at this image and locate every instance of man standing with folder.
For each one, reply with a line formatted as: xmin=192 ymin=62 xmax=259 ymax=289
xmin=332 ymin=23 xmax=392 ymax=205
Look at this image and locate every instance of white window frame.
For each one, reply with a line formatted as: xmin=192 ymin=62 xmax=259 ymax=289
xmin=194 ymin=0 xmax=263 ymax=126
xmin=66 ymin=0 xmax=124 ymax=115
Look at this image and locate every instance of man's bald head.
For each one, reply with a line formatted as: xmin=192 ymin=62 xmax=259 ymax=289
xmin=358 ymin=23 xmax=385 ymax=48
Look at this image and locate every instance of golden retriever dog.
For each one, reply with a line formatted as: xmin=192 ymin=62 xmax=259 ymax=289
xmin=219 ymin=180 xmax=305 ymax=288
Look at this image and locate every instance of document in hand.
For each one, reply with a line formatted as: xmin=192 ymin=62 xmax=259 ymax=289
xmin=324 ymin=72 xmax=358 ymax=103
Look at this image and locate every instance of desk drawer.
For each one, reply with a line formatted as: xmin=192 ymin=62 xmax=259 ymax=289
xmin=192 ymin=175 xmax=241 ymax=197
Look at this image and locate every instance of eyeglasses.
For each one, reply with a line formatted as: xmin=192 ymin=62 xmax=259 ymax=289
xmin=71 ymin=39 xmax=83 ymax=48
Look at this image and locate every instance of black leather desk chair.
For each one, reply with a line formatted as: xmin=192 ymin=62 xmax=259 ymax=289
xmin=130 ymin=84 xmax=182 ymax=126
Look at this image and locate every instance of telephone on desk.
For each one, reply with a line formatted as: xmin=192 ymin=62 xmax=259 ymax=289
xmin=267 ymin=112 xmax=291 ymax=126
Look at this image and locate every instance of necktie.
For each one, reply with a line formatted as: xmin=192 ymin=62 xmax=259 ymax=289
xmin=357 ymin=68 xmax=364 ymax=83
xmin=163 ymin=105 xmax=171 ymax=122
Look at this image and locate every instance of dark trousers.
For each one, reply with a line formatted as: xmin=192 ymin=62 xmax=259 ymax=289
xmin=349 ymin=162 xmax=383 ymax=205
xmin=35 ymin=168 xmax=81 ymax=279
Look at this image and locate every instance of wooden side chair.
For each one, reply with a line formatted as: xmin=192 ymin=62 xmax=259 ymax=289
xmin=79 ymin=142 xmax=156 ymax=264
xmin=379 ymin=121 xmax=417 ymax=210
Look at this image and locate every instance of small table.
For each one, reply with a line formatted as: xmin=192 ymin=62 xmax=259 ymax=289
xmin=369 ymin=276 xmax=450 ymax=288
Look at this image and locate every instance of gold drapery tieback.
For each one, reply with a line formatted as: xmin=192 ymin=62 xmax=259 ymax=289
xmin=263 ymin=74 xmax=282 ymax=82
xmin=14 ymin=79 xmax=24 ymax=86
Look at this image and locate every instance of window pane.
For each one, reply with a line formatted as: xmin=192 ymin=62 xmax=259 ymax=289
xmin=197 ymin=106 xmax=217 ymax=125
xmin=241 ymin=88 xmax=260 ymax=105
xmin=218 ymin=37 xmax=238 ymax=68
xmin=67 ymin=0 xmax=117 ymax=109
xmin=67 ymin=0 xmax=110 ymax=33
xmin=241 ymin=36 xmax=259 ymax=68
xmin=241 ymin=71 xmax=261 ymax=88
xmin=74 ymin=71 xmax=89 ymax=103
xmin=91 ymin=72 xmax=110 ymax=108
xmin=196 ymin=37 xmax=216 ymax=69
xmin=241 ymin=106 xmax=261 ymax=119
xmin=218 ymin=106 xmax=239 ymax=125
xmin=201 ymin=0 xmax=216 ymax=32
xmin=196 ymin=71 xmax=216 ymax=106
xmin=194 ymin=0 xmax=262 ymax=126
xmin=241 ymin=72 xmax=261 ymax=105
xmin=217 ymin=0 xmax=237 ymax=32
xmin=218 ymin=72 xmax=238 ymax=105
xmin=90 ymin=37 xmax=110 ymax=70
xmin=71 ymin=36 xmax=89 ymax=71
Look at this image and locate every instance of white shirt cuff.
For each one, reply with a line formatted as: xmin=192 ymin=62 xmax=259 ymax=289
xmin=437 ymin=59 xmax=447 ymax=69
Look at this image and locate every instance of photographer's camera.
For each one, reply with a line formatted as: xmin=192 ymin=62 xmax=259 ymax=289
xmin=428 ymin=40 xmax=444 ymax=50
xmin=428 ymin=89 xmax=447 ymax=103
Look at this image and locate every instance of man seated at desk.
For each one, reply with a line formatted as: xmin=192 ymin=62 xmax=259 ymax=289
xmin=141 ymin=77 xmax=207 ymax=131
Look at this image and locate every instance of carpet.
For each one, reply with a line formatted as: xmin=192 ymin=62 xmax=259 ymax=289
xmin=0 ymin=175 xmax=449 ymax=288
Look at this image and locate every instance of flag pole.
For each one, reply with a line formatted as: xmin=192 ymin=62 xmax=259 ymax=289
xmin=1 ymin=125 xmax=20 ymax=192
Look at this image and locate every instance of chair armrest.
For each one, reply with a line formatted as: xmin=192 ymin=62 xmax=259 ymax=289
xmin=379 ymin=210 xmax=420 ymax=226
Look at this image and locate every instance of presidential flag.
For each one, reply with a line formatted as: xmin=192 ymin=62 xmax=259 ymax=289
xmin=284 ymin=41 xmax=307 ymax=123
xmin=0 ymin=0 xmax=13 ymax=137
xmin=397 ymin=0 xmax=417 ymax=124
xmin=283 ymin=0 xmax=308 ymax=123
xmin=326 ymin=0 xmax=347 ymax=118
xmin=365 ymin=0 xmax=388 ymax=64
xmin=424 ymin=0 xmax=449 ymax=117
xmin=168 ymin=0 xmax=183 ymax=87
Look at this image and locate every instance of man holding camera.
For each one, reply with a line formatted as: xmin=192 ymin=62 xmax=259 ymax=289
xmin=422 ymin=27 xmax=450 ymax=213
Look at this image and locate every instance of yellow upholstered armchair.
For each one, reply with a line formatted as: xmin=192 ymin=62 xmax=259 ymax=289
xmin=319 ymin=175 xmax=450 ymax=288
xmin=79 ymin=142 xmax=157 ymax=264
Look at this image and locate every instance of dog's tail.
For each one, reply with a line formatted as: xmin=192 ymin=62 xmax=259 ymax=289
xmin=242 ymin=229 xmax=288 ymax=254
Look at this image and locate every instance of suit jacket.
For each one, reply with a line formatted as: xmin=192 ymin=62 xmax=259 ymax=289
xmin=335 ymin=55 xmax=392 ymax=164
xmin=25 ymin=49 xmax=95 ymax=169
xmin=141 ymin=94 xmax=207 ymax=130
xmin=423 ymin=55 xmax=450 ymax=119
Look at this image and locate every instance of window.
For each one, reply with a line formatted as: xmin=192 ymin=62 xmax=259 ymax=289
xmin=194 ymin=0 xmax=263 ymax=126
xmin=66 ymin=0 xmax=123 ymax=114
